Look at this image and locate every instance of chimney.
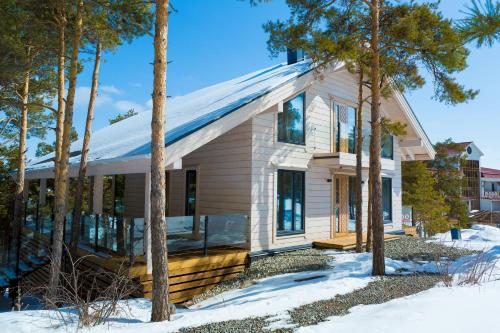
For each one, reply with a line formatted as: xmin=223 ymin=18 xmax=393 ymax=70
xmin=287 ymin=48 xmax=306 ymax=65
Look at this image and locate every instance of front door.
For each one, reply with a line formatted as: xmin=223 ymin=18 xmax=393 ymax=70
xmin=333 ymin=175 xmax=348 ymax=234
xmin=333 ymin=175 xmax=357 ymax=235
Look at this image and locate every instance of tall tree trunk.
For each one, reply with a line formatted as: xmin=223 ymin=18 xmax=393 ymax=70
xmin=12 ymin=47 xmax=32 ymax=259
xmin=54 ymin=11 xmax=66 ymax=222
xmin=49 ymin=0 xmax=84 ymax=295
xmin=369 ymin=0 xmax=385 ymax=275
xmin=355 ymin=68 xmax=364 ymax=253
xmin=71 ymin=39 xmax=101 ymax=250
xmin=150 ymin=0 xmax=170 ymax=322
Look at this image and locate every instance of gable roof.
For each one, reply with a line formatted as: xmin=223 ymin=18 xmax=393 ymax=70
xmin=27 ymin=60 xmax=314 ymax=171
xmin=482 ymin=167 xmax=500 ymax=179
xmin=26 ymin=58 xmax=435 ymax=175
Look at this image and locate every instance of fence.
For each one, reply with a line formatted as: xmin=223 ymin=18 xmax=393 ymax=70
xmin=21 ymin=204 xmax=250 ymax=263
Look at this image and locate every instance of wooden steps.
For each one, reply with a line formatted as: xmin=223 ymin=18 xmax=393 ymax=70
xmin=313 ymin=233 xmax=400 ymax=250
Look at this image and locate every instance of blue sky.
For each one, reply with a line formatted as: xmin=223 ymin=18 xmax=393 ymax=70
xmin=30 ymin=0 xmax=500 ymax=168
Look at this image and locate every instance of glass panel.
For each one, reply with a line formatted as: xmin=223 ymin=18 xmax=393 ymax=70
xmin=277 ymin=170 xmax=305 ymax=234
xmin=382 ymin=177 xmax=392 ymax=223
xmin=335 ymin=103 xmax=356 ymax=153
xmin=282 ymin=171 xmax=293 ymax=232
xmin=278 ymin=93 xmax=305 ymax=145
xmin=347 ymin=107 xmax=356 ymax=153
xmin=185 ymin=170 xmax=197 ymax=216
xmin=348 ymin=176 xmax=356 ymax=231
xmin=294 ymin=172 xmax=304 ymax=232
xmin=381 ymin=133 xmax=394 ymax=159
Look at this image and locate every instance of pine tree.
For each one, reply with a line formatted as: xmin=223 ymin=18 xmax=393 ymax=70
xmin=0 ymin=0 xmax=57 ymax=264
xmin=150 ymin=0 xmax=171 ymax=322
xmin=71 ymin=0 xmax=153 ymax=250
xmin=431 ymin=139 xmax=470 ymax=227
xmin=460 ymin=0 xmax=500 ymax=47
xmin=49 ymin=0 xmax=84 ymax=297
xmin=265 ymin=0 xmax=477 ymax=275
xmin=402 ymin=161 xmax=450 ymax=236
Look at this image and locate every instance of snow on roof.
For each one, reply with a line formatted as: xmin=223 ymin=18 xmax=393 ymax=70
xmin=27 ymin=60 xmax=314 ymax=171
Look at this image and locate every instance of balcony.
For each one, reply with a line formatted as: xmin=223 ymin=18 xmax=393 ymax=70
xmin=312 ymin=152 xmax=395 ymax=171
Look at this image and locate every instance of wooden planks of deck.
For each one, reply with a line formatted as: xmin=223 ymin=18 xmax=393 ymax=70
xmin=313 ymin=233 xmax=400 ymax=250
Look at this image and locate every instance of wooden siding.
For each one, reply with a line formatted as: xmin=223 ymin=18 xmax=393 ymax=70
xmin=249 ymin=68 xmax=403 ymax=252
xmin=169 ymin=120 xmax=253 ymax=217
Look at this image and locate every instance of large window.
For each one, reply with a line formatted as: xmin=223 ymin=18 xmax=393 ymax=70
xmin=335 ymin=103 xmax=356 ymax=153
xmin=185 ymin=170 xmax=197 ymax=216
xmin=277 ymin=170 xmax=305 ymax=235
xmin=278 ymin=93 xmax=305 ymax=145
xmin=381 ymin=133 xmax=394 ymax=159
xmin=382 ymin=177 xmax=392 ymax=223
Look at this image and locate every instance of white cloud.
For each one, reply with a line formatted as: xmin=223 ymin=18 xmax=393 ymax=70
xmin=114 ymin=100 xmax=148 ymax=113
xmin=100 ymin=85 xmax=123 ymax=95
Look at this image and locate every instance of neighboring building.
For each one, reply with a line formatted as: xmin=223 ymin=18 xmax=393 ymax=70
xmin=24 ymin=54 xmax=435 ymax=257
xmin=481 ymin=167 xmax=500 ymax=211
xmin=457 ymin=142 xmax=483 ymax=211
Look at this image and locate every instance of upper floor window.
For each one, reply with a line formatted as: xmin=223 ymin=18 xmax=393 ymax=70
xmin=278 ymin=93 xmax=305 ymax=145
xmin=335 ymin=103 xmax=356 ymax=154
xmin=381 ymin=133 xmax=394 ymax=160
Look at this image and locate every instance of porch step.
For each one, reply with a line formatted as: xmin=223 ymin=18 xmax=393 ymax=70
xmin=313 ymin=233 xmax=399 ymax=250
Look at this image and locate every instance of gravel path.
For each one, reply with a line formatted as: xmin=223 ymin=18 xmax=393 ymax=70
xmin=191 ymin=249 xmax=332 ymax=303
xmin=181 ymin=237 xmax=470 ymax=332
xmin=287 ymin=273 xmax=441 ymax=327
xmin=385 ymin=236 xmax=477 ymax=261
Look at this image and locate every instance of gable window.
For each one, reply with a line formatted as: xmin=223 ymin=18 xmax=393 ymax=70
xmin=381 ymin=133 xmax=394 ymax=160
xmin=277 ymin=170 xmax=305 ymax=235
xmin=335 ymin=103 xmax=356 ymax=153
xmin=278 ymin=93 xmax=305 ymax=145
xmin=185 ymin=170 xmax=197 ymax=216
xmin=382 ymin=177 xmax=392 ymax=223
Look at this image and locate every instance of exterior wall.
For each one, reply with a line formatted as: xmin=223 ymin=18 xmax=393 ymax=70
xmin=123 ymin=173 xmax=146 ymax=218
xmin=120 ymin=69 xmax=405 ymax=253
xmin=168 ymin=121 xmax=253 ymax=217
xmin=249 ymin=69 xmax=403 ymax=252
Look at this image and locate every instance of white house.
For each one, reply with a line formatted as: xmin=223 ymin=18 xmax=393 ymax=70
xmin=481 ymin=167 xmax=500 ymax=211
xmin=25 ymin=55 xmax=435 ymax=261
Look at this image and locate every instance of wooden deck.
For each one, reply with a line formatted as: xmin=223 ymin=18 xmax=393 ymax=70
xmin=20 ymin=228 xmax=249 ymax=304
xmin=313 ymin=232 xmax=400 ymax=250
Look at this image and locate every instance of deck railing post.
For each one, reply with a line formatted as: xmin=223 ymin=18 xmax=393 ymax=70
xmin=94 ymin=214 xmax=99 ymax=252
xmin=129 ymin=217 xmax=135 ymax=267
xmin=204 ymin=215 xmax=209 ymax=256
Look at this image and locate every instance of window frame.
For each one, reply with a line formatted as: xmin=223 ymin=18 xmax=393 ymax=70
xmin=276 ymin=169 xmax=306 ymax=236
xmin=334 ymin=102 xmax=357 ymax=154
xmin=277 ymin=92 xmax=306 ymax=146
xmin=382 ymin=177 xmax=393 ymax=224
xmin=381 ymin=133 xmax=394 ymax=160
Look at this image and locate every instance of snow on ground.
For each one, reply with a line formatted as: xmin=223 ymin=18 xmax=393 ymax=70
xmin=297 ymin=225 xmax=500 ymax=333
xmin=430 ymin=224 xmax=500 ymax=251
xmin=0 ymin=250 xmax=433 ymax=333
xmin=1 ymin=225 xmax=499 ymax=333
xmin=297 ymin=280 xmax=500 ymax=333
